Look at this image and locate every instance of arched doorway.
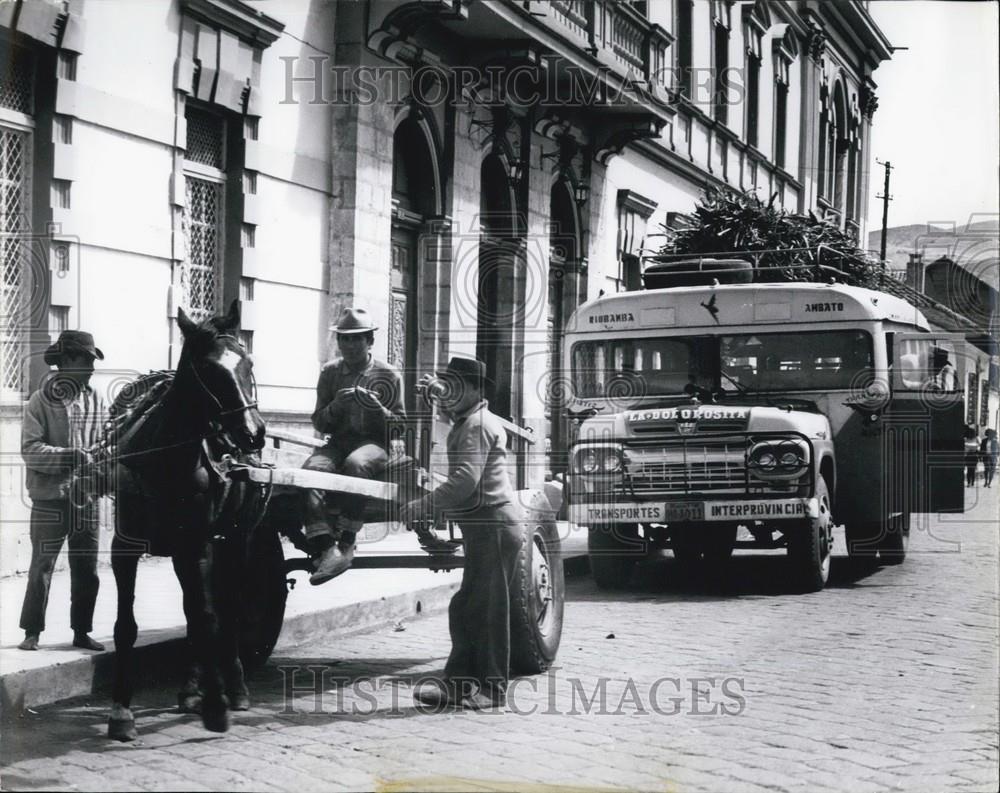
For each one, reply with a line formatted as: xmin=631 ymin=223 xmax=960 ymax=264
xmin=390 ymin=115 xmax=438 ymax=414
xmin=547 ymin=179 xmax=580 ymax=475
xmin=477 ymin=153 xmax=518 ymax=420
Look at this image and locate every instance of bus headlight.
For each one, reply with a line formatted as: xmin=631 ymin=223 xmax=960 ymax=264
xmin=748 ymin=439 xmax=809 ymax=481
xmin=571 ymin=445 xmax=624 ymax=475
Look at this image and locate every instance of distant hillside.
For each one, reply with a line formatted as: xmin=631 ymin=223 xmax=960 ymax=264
xmin=868 ymin=218 xmax=999 ymax=286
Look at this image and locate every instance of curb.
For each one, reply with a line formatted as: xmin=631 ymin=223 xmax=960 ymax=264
xmin=1 ymin=580 xmax=459 ymax=715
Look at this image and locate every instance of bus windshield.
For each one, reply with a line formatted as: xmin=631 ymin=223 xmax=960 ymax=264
xmin=572 ymin=330 xmax=874 ymax=399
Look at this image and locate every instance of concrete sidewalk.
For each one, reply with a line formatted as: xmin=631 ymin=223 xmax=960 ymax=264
xmin=1 ymin=529 xmax=464 ymax=713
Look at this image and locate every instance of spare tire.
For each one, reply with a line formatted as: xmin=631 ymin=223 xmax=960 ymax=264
xmin=643 ymin=258 xmax=753 ymax=289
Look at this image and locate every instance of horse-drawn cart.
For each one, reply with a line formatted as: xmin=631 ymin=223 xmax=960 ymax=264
xmin=230 ymin=421 xmax=566 ymax=676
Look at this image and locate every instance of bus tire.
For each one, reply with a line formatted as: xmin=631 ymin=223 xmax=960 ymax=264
xmin=510 ymin=519 xmax=564 ymax=675
xmin=588 ymin=524 xmax=642 ymax=590
xmin=787 ymin=477 xmax=833 ymax=592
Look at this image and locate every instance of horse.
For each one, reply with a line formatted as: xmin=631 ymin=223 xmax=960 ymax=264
xmin=101 ymin=300 xmax=268 ymax=741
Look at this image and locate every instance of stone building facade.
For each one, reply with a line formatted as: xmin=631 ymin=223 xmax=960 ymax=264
xmin=0 ymin=0 xmax=891 ymax=574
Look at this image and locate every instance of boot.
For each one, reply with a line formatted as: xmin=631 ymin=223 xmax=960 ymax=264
xmin=310 ymin=538 xmax=355 ymax=585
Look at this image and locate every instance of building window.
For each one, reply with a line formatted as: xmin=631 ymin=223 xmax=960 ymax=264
xmin=745 ymin=51 xmax=760 ymax=148
xmin=1 ymin=43 xmax=35 ymax=400
xmin=616 ymin=190 xmax=658 ymax=293
xmin=713 ymin=22 xmax=730 ymax=124
xmin=183 ymin=106 xmax=227 ymax=322
xmin=0 ymin=45 xmax=35 ymax=115
xmin=1 ymin=125 xmax=31 ymax=398
xmin=773 ymin=54 xmax=791 ymax=169
xmin=676 ymin=0 xmax=693 ymax=98
xmin=742 ymin=8 xmax=764 ymax=149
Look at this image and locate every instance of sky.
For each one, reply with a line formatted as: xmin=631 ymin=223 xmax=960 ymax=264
xmin=867 ymin=0 xmax=1000 ymax=230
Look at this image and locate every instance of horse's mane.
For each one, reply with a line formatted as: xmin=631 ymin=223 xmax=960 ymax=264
xmin=109 ymin=370 xmax=175 ymax=420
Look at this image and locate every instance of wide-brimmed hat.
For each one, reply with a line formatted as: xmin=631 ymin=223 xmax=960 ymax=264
xmin=333 ymin=307 xmax=377 ymax=335
xmin=43 ymin=330 xmax=104 ymax=366
xmin=437 ymin=356 xmax=493 ymax=390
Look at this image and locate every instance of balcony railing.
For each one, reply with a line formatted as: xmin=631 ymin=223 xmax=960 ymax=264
xmin=542 ymin=0 xmax=672 ymax=90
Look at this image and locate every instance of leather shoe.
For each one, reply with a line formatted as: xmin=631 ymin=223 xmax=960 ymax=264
xmin=309 ymin=543 xmax=355 ymax=585
xmin=413 ymin=681 xmax=460 ymax=708
xmin=461 ymin=691 xmax=506 ymax=711
xmin=73 ymin=633 xmax=106 ymax=651
xmin=18 ymin=633 xmax=39 ymax=651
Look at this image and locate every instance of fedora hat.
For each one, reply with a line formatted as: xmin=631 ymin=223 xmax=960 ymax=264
xmin=437 ymin=356 xmax=493 ymax=390
xmin=43 ymin=330 xmax=104 ymax=366
xmin=333 ymin=307 xmax=377 ymax=335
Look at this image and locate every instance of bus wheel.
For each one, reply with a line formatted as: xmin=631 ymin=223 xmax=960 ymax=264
xmin=878 ymin=513 xmax=910 ymax=565
xmin=510 ymin=519 xmax=564 ymax=675
xmin=588 ymin=524 xmax=642 ymax=590
xmin=787 ymin=478 xmax=833 ymax=592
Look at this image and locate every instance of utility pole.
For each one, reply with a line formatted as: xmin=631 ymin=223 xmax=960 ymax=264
xmin=875 ymin=159 xmax=894 ymax=267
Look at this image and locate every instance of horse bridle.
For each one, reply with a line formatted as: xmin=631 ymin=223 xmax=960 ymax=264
xmin=187 ymin=334 xmax=260 ymax=422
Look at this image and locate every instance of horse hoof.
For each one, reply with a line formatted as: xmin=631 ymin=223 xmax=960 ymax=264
xmin=228 ymin=692 xmax=250 ymax=711
xmin=108 ymin=716 xmax=137 ymax=742
xmin=201 ymin=704 xmax=230 ymax=733
xmin=177 ymin=692 xmax=203 ymax=714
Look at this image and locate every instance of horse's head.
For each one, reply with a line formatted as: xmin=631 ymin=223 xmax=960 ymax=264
xmin=176 ymin=300 xmax=266 ymax=452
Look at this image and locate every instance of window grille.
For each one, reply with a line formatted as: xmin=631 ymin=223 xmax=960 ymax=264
xmin=183 ymin=176 xmax=224 ymax=322
xmin=185 ymin=107 xmax=225 ymax=169
xmin=0 ymin=125 xmax=30 ymax=397
xmin=0 ymin=46 xmax=34 ymax=115
xmin=980 ymin=380 xmax=990 ymax=427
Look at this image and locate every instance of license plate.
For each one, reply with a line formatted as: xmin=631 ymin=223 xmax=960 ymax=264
xmin=662 ymin=501 xmax=705 ymax=523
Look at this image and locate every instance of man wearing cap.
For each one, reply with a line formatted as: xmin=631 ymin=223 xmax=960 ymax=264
xmin=305 ymin=308 xmax=406 ymax=584
xmin=400 ymin=357 xmax=523 ymax=710
xmin=18 ymin=331 xmax=107 ymax=652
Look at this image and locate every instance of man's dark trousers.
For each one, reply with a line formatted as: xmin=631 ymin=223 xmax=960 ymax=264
xmin=444 ymin=504 xmax=523 ymax=701
xmin=19 ymin=499 xmax=100 ymax=635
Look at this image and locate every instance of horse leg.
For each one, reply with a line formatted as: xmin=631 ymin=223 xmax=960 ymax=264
xmin=108 ymin=538 xmax=139 ymax=742
xmin=176 ymin=643 xmax=204 ymax=714
xmin=214 ymin=536 xmax=249 ymax=711
xmin=171 ymin=559 xmax=205 ymax=714
xmin=173 ymin=546 xmax=229 ymax=733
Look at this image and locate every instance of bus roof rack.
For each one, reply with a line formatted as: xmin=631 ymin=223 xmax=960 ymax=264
xmin=643 ymin=246 xmax=981 ymax=333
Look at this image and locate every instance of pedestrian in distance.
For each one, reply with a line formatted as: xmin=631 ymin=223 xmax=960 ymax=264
xmin=981 ymin=429 xmax=998 ymax=488
xmin=304 ymin=308 xmax=406 ymax=585
xmin=18 ymin=331 xmax=107 ymax=652
xmin=964 ymin=425 xmax=980 ymax=488
xmin=400 ymin=356 xmax=523 ymax=711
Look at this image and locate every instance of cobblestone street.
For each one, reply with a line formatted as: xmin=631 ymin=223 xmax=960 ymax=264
xmin=2 ymin=490 xmax=997 ymax=793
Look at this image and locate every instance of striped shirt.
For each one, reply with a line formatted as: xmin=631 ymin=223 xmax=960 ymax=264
xmin=65 ymin=385 xmax=102 ymax=450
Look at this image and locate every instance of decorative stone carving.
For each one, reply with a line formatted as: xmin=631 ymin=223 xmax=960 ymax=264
xmin=860 ymin=83 xmax=879 ymax=119
xmin=804 ymin=20 xmax=827 ymax=61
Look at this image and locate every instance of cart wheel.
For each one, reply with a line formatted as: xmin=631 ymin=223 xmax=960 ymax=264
xmin=510 ymin=518 xmax=564 ymax=675
xmin=239 ymin=523 xmax=288 ymax=672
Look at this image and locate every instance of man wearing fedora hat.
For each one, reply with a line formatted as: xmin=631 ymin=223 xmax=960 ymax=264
xmin=305 ymin=307 xmax=406 ymax=584
xmin=400 ymin=356 xmax=523 ymax=710
xmin=18 ymin=331 xmax=107 ymax=652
